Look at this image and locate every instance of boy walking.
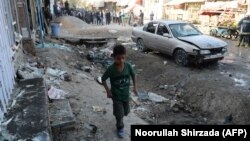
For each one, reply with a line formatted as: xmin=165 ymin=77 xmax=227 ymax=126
xmin=102 ymin=45 xmax=138 ymax=138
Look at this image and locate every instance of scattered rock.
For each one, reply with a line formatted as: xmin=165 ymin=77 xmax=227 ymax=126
xmin=84 ymin=124 xmax=98 ymax=134
xmin=92 ymin=106 xmax=105 ymax=112
xmin=224 ymin=114 xmax=233 ymax=124
xmin=63 ymin=73 xmax=72 ymax=81
xmin=163 ymin=61 xmax=168 ymax=65
xmin=197 ymin=93 xmax=203 ymax=96
xmin=159 ymin=85 xmax=168 ymax=89
xmin=84 ymin=66 xmax=92 ymax=73
xmin=75 ymin=63 xmax=84 ymax=71
xmin=229 ymin=74 xmax=233 ymax=77
xmin=172 ymin=107 xmax=179 ymax=113
xmin=170 ymin=100 xmax=177 ymax=108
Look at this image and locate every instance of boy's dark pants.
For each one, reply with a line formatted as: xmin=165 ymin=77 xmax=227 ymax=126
xmin=112 ymin=99 xmax=130 ymax=130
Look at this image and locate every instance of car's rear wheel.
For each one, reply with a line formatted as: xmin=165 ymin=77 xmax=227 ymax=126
xmin=174 ymin=49 xmax=189 ymax=66
xmin=137 ymin=39 xmax=147 ymax=52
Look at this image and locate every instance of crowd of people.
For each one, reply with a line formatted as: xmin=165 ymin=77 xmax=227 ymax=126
xmin=50 ymin=1 xmax=145 ymax=27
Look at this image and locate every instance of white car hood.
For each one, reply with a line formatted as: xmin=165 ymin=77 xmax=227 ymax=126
xmin=178 ymin=35 xmax=227 ymax=49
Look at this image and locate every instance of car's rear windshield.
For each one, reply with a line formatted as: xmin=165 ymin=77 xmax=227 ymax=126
xmin=169 ymin=23 xmax=202 ymax=38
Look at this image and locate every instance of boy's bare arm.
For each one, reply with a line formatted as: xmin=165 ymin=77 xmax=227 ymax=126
xmin=102 ymin=80 xmax=112 ymax=98
xmin=132 ymin=75 xmax=138 ymax=95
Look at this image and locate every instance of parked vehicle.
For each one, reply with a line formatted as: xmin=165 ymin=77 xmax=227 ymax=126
xmin=210 ymin=26 xmax=239 ymax=39
xmin=132 ymin=20 xmax=228 ymax=66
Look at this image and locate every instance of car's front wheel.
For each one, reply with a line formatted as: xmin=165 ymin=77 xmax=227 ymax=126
xmin=137 ymin=39 xmax=147 ymax=52
xmin=174 ymin=49 xmax=189 ymax=66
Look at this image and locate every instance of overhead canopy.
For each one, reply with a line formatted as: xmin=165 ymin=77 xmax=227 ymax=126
xmin=199 ymin=1 xmax=238 ymax=16
xmin=201 ymin=1 xmax=238 ymax=11
xmin=165 ymin=0 xmax=205 ymax=6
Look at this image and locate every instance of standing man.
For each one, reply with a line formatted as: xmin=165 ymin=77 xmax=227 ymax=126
xmin=64 ymin=0 xmax=69 ymax=15
xmin=53 ymin=3 xmax=58 ymax=17
xmin=150 ymin=11 xmax=154 ymax=21
xmin=139 ymin=10 xmax=144 ymax=26
xmin=129 ymin=11 xmax=134 ymax=26
xmin=238 ymin=12 xmax=250 ymax=48
xmin=106 ymin=10 xmax=111 ymax=25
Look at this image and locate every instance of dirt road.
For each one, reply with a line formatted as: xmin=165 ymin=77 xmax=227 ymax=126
xmin=45 ymin=16 xmax=250 ymax=140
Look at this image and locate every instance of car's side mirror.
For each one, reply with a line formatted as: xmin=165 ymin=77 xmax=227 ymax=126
xmin=163 ymin=33 xmax=172 ymax=38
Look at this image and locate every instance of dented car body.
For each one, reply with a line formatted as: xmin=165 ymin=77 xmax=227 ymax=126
xmin=132 ymin=20 xmax=228 ymax=66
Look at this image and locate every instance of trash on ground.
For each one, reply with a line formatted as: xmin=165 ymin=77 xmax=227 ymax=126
xmin=92 ymin=106 xmax=105 ymax=112
xmin=46 ymin=68 xmax=67 ymax=78
xmin=84 ymin=66 xmax=92 ymax=73
xmin=36 ymin=42 xmax=72 ymax=52
xmin=62 ymin=73 xmax=72 ymax=81
xmin=17 ymin=63 xmax=45 ymax=79
xmin=148 ymin=92 xmax=168 ymax=103
xmin=48 ymin=86 xmax=68 ymax=99
xmin=84 ymin=123 xmax=98 ymax=134
xmin=159 ymin=85 xmax=168 ymax=89
xmin=130 ymin=95 xmax=141 ymax=106
xmin=96 ymin=76 xmax=103 ymax=85
xmin=87 ymin=47 xmax=113 ymax=68
xmin=138 ymin=91 xmax=149 ymax=101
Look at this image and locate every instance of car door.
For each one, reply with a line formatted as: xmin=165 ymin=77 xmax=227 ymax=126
xmin=155 ymin=23 xmax=176 ymax=54
xmin=143 ymin=22 xmax=158 ymax=49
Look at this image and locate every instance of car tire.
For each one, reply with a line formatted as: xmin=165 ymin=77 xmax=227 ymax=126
xmin=174 ymin=49 xmax=189 ymax=66
xmin=137 ymin=39 xmax=147 ymax=52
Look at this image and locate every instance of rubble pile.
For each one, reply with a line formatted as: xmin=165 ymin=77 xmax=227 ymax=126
xmin=55 ymin=16 xmax=89 ymax=29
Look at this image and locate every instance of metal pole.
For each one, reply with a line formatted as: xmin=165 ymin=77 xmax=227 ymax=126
xmin=37 ymin=0 xmax=44 ymax=48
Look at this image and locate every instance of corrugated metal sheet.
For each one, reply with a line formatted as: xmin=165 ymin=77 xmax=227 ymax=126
xmin=0 ymin=0 xmax=16 ymax=121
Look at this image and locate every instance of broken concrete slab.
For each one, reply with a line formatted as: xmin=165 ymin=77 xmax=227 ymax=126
xmin=49 ymin=100 xmax=76 ymax=129
xmin=2 ymin=78 xmax=51 ymax=140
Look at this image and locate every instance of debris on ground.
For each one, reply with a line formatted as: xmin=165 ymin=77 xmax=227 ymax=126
xmin=163 ymin=61 xmax=168 ymax=65
xmin=148 ymin=92 xmax=169 ymax=103
xmin=62 ymin=73 xmax=72 ymax=82
xmin=36 ymin=42 xmax=72 ymax=52
xmin=87 ymin=47 xmax=113 ymax=68
xmin=17 ymin=64 xmax=45 ymax=79
xmin=137 ymin=91 xmax=149 ymax=101
xmin=96 ymin=77 xmax=103 ymax=85
xmin=48 ymin=86 xmax=68 ymax=99
xmin=159 ymin=85 xmax=168 ymax=89
xmin=46 ymin=68 xmax=67 ymax=78
xmin=136 ymin=91 xmax=168 ymax=103
xmin=92 ymin=106 xmax=105 ymax=112
xmin=84 ymin=124 xmax=98 ymax=134
xmin=130 ymin=95 xmax=141 ymax=106
xmin=50 ymin=100 xmax=76 ymax=128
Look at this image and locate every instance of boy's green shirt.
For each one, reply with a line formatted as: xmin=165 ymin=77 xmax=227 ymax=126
xmin=102 ymin=62 xmax=135 ymax=102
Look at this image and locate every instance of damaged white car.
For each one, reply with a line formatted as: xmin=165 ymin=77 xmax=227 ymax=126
xmin=132 ymin=20 xmax=228 ymax=66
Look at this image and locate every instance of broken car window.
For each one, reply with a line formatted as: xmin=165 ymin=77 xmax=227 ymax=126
xmin=169 ymin=23 xmax=202 ymax=38
xmin=146 ymin=22 xmax=158 ymax=34
xmin=157 ymin=23 xmax=169 ymax=36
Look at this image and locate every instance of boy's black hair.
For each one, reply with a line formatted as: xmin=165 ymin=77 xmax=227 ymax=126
xmin=112 ymin=44 xmax=126 ymax=57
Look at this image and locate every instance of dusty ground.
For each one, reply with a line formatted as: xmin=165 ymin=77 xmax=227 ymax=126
xmin=41 ymin=16 xmax=250 ymax=140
